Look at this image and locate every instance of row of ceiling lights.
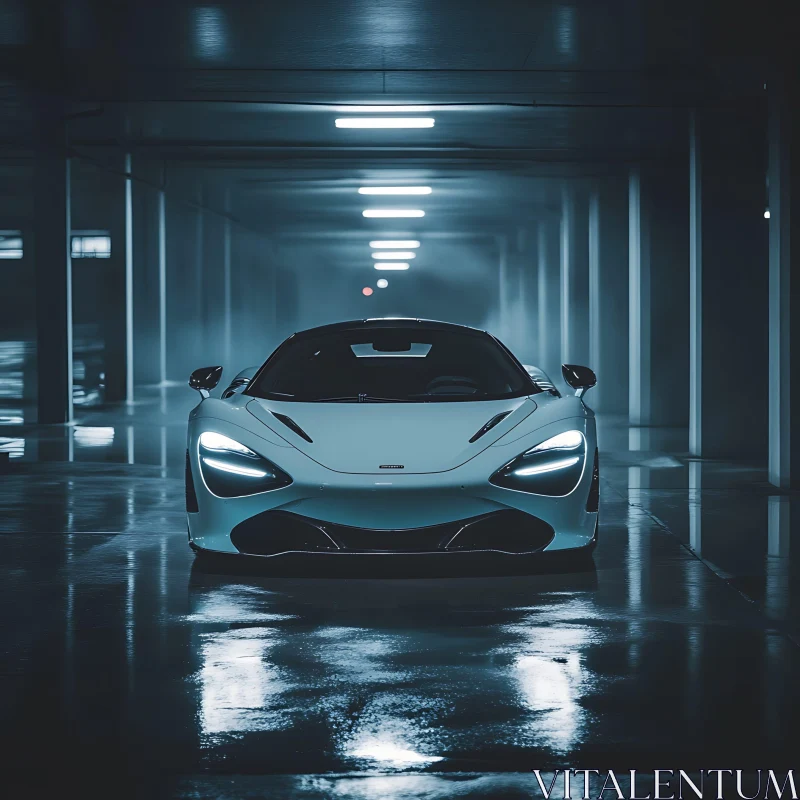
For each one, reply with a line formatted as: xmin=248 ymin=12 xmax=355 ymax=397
xmin=364 ymin=188 xmax=428 ymax=275
xmin=334 ymin=107 xmax=436 ymax=294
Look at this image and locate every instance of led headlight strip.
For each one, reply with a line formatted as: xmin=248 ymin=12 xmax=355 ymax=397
xmin=490 ymin=430 xmax=586 ymax=496
xmin=198 ymin=431 xmax=291 ymax=498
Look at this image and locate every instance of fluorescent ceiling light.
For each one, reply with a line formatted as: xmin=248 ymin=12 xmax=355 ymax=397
xmin=358 ymin=186 xmax=432 ymax=195
xmin=370 ymin=240 xmax=420 ymax=249
xmin=374 ymin=263 xmax=410 ymax=271
xmin=371 ymin=251 xmax=415 ymax=260
xmin=363 ymin=209 xmax=425 ymax=218
xmin=336 ymin=118 xmax=434 ymax=129
xmin=334 ymin=106 xmax=432 ymax=113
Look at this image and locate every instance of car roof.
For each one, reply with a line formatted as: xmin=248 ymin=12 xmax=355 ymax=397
xmin=292 ymin=318 xmax=488 ymax=338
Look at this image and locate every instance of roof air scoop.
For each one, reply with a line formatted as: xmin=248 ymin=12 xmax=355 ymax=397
xmin=469 ymin=411 xmax=512 ymax=444
xmin=271 ymin=412 xmax=313 ymax=443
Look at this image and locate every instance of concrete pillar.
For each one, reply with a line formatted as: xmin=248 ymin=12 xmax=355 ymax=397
xmin=222 ymin=194 xmax=232 ymax=369
xmin=497 ymin=234 xmax=509 ymax=343
xmin=559 ymin=185 xmax=574 ymax=366
xmin=157 ymin=170 xmax=167 ymax=385
xmin=588 ymin=188 xmax=600 ymax=381
xmin=689 ymin=114 xmax=702 ymax=456
xmin=34 ymin=101 xmax=73 ymax=424
xmin=194 ymin=185 xmax=205 ymax=366
xmin=628 ymin=167 xmax=651 ymax=426
xmin=560 ymin=184 xmax=589 ymax=367
xmin=537 ymin=219 xmax=560 ymax=378
xmin=102 ymin=155 xmax=129 ymax=404
xmin=514 ymin=226 xmax=536 ymax=364
xmin=588 ymin=179 xmax=629 ymax=414
xmin=692 ymin=109 xmax=768 ymax=459
xmin=768 ymin=72 xmax=800 ymax=487
xmin=124 ymin=153 xmax=134 ymax=403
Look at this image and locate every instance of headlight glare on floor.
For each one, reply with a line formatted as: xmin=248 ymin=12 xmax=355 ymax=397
xmin=198 ymin=431 xmax=291 ymax=497
xmin=490 ymin=429 xmax=586 ymax=495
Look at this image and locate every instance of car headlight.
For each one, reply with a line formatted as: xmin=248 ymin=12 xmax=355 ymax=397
xmin=198 ymin=431 xmax=292 ymax=498
xmin=489 ymin=430 xmax=586 ymax=496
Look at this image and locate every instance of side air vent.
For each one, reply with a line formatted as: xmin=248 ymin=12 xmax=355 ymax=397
xmin=271 ymin=412 xmax=313 ymax=443
xmin=185 ymin=450 xmax=199 ymax=513
xmin=469 ymin=410 xmax=512 ymax=443
xmin=523 ymin=365 xmax=561 ymax=397
xmin=586 ymin=448 xmax=599 ymax=512
xmin=221 ymin=377 xmax=250 ymax=399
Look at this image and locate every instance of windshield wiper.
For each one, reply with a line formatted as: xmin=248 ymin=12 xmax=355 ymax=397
xmin=313 ymin=394 xmax=409 ymax=403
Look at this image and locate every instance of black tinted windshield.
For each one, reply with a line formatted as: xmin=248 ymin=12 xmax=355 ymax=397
xmin=247 ymin=326 xmax=537 ymax=402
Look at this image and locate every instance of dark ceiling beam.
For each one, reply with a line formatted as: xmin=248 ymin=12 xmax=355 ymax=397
xmin=61 ymin=67 xmax=766 ymax=106
xmin=67 ymin=141 xmax=688 ymax=165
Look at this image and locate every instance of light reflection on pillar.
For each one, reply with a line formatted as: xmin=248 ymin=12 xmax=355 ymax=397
xmin=160 ymin=425 xmax=167 ymax=479
xmin=765 ymin=496 xmax=790 ymax=622
xmin=65 ymin=531 xmax=75 ymax=711
xmin=126 ymin=484 xmax=135 ymax=532
xmin=627 ymin=428 xmax=650 ymax=493
xmin=126 ymin=549 xmax=135 ymax=693
xmin=159 ymin=538 xmax=167 ymax=654
xmin=627 ymin=472 xmax=644 ymax=671
xmin=688 ymin=460 xmax=702 ymax=558
xmin=159 ymin=538 xmax=167 ymax=606
xmin=127 ymin=424 xmax=134 ymax=465
xmin=66 ymin=479 xmax=75 ymax=532
xmin=683 ymin=463 xmax=704 ymax=719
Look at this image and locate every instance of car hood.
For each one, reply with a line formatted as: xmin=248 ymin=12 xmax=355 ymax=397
xmin=246 ymin=396 xmax=537 ymax=474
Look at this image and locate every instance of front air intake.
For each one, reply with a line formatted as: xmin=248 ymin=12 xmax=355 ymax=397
xmin=271 ymin=412 xmax=313 ymax=443
xmin=469 ymin=411 xmax=511 ymax=443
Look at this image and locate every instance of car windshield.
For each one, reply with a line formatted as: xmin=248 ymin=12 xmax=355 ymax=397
xmin=247 ymin=326 xmax=538 ymax=403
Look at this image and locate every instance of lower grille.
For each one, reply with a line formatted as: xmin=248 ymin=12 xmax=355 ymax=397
xmin=230 ymin=509 xmax=554 ymax=556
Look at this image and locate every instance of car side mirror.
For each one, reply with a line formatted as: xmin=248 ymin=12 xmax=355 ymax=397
xmin=562 ymin=364 xmax=596 ymax=398
xmin=189 ymin=366 xmax=223 ymax=399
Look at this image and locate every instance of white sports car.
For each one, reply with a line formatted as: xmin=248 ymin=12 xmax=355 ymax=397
xmin=185 ymin=319 xmax=598 ymax=562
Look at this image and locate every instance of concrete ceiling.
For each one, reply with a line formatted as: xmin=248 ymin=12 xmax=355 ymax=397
xmin=0 ymin=0 xmax=774 ymax=242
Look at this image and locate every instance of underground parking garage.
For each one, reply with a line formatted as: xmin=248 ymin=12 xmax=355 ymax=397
xmin=1 ymin=1 xmax=799 ymax=797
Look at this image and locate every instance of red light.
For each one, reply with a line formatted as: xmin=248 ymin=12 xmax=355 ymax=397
xmin=362 ymin=287 xmax=373 ymax=296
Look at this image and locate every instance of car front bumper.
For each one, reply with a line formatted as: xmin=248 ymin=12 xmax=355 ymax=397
xmin=186 ymin=415 xmax=598 ymax=557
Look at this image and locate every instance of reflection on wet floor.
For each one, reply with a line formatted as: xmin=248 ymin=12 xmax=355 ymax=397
xmin=1 ymin=389 xmax=799 ymax=797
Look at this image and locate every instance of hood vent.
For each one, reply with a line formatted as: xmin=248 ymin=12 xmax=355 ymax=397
xmin=468 ymin=411 xmax=512 ymax=443
xmin=271 ymin=412 xmax=313 ymax=443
